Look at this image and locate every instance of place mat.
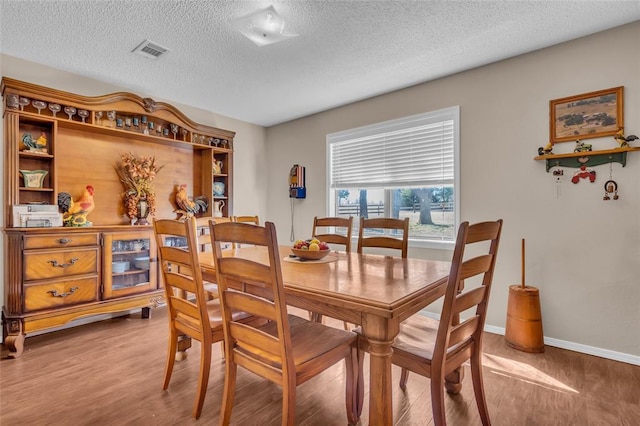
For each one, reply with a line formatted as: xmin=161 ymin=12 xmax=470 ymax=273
xmin=282 ymin=254 xmax=338 ymax=264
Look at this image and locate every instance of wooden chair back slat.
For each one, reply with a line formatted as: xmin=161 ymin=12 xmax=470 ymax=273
xmin=453 ymin=286 xmax=486 ymax=315
xmin=232 ymin=215 xmax=260 ymax=225
xmin=459 ymin=254 xmax=494 ymax=281
xmin=312 ymin=216 xmax=353 ymax=253
xmin=225 ymin=289 xmax=278 ymax=323
xmin=357 ymin=216 xmax=409 ymax=258
xmin=230 ymin=322 xmax=281 ymax=358
xmin=447 ymin=316 xmax=480 ymax=349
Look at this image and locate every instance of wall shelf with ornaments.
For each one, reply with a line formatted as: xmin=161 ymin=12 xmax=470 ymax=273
xmin=534 ymin=146 xmax=640 ymax=172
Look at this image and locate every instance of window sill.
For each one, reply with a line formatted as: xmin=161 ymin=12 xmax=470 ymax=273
xmin=410 ymin=239 xmax=455 ymax=250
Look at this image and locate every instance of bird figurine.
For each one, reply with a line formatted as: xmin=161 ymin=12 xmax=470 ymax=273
xmin=613 ymin=128 xmax=639 ymax=148
xmin=174 ymin=184 xmax=209 ymax=220
xmin=21 ymin=132 xmax=48 ymax=153
xmin=538 ymin=141 xmax=554 ymax=156
xmin=58 ymin=185 xmax=95 ymax=227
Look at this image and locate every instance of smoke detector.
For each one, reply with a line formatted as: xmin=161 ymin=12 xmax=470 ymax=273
xmin=132 ymin=39 xmax=170 ymax=60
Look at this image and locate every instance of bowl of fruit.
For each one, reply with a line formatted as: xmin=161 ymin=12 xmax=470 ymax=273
xmin=291 ymin=238 xmax=331 ymax=260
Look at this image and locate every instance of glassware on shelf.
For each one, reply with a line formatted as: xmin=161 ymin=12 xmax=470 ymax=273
xmin=77 ymin=109 xmax=89 ymax=123
xmin=7 ymin=94 xmax=19 ymax=109
xmin=95 ymin=111 xmax=103 ymax=126
xmin=64 ymin=106 xmax=77 ymax=120
xmin=32 ymin=100 xmax=47 ymax=115
xmin=170 ymin=124 xmax=178 ymax=139
xmin=107 ymin=110 xmax=116 ymax=128
xmin=48 ymin=103 xmax=61 ymax=117
xmin=180 ymin=128 xmax=188 ymax=141
xmin=19 ymin=97 xmax=30 ymax=111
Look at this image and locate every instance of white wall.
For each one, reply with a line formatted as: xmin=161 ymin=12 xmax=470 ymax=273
xmin=0 ymin=54 xmax=268 ymax=312
xmin=265 ymin=22 xmax=640 ymax=360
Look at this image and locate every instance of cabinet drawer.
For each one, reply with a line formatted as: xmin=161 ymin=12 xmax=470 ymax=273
xmin=24 ymin=277 xmax=98 ymax=312
xmin=23 ymin=233 xmax=100 ymax=250
xmin=24 ymin=248 xmax=99 ymax=280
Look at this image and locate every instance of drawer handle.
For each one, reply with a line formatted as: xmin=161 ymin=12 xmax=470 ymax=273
xmin=48 ymin=258 xmax=79 ymax=268
xmin=56 ymin=238 xmax=72 ymax=245
xmin=47 ymin=287 xmax=79 ymax=298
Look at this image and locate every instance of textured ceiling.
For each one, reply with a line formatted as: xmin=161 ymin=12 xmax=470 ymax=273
xmin=1 ymin=1 xmax=639 ymax=127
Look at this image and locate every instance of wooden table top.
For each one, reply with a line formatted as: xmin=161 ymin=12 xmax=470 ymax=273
xmin=199 ymin=245 xmax=451 ymax=319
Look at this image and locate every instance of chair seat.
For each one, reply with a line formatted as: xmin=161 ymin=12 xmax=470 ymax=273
xmin=390 ymin=315 xmax=439 ymax=362
xmin=238 ymin=314 xmax=357 ymax=368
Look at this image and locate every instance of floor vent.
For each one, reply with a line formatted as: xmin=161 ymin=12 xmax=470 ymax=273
xmin=132 ymin=40 xmax=170 ymax=59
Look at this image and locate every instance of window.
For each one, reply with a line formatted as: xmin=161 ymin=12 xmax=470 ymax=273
xmin=326 ymin=106 xmax=459 ymax=247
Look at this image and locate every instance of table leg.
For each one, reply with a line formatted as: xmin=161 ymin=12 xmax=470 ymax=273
xmin=361 ymin=315 xmax=398 ymax=426
xmin=367 ymin=337 xmax=394 ymax=425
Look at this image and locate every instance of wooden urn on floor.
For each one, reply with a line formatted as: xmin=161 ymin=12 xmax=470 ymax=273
xmin=505 ymin=239 xmax=545 ymax=353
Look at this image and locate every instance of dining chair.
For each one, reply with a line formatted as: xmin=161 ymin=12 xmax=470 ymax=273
xmin=355 ymin=219 xmax=503 ymax=426
xmin=308 ymin=216 xmax=354 ymax=325
xmin=195 ymin=216 xmax=232 ymax=298
xmin=153 ymin=217 xmax=263 ymax=419
xmin=209 ymin=220 xmax=361 ymax=425
xmin=357 ymin=216 xmax=410 ymax=258
xmin=312 ymin=216 xmax=354 ymax=253
xmin=230 ymin=215 xmax=260 ymax=249
xmin=195 ymin=216 xmax=232 ymax=252
xmin=232 ymin=214 xmax=260 ymax=225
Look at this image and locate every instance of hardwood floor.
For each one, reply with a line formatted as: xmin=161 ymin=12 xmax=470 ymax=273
xmin=2 ymin=306 xmax=639 ymax=425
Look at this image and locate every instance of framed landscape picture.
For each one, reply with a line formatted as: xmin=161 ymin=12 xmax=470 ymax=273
xmin=550 ymin=86 xmax=623 ymax=143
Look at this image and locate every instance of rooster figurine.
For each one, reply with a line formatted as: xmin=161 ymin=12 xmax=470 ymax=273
xmin=22 ymin=132 xmax=48 ymax=153
xmin=613 ymin=128 xmax=638 ymax=148
xmin=174 ymin=184 xmax=208 ymax=220
xmin=58 ymin=185 xmax=95 ymax=227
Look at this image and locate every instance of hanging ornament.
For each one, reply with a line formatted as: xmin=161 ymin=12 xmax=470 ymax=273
xmin=571 ymin=165 xmax=596 ymax=184
xmin=603 ymin=163 xmax=619 ymax=201
xmin=552 ymin=168 xmax=563 ymax=198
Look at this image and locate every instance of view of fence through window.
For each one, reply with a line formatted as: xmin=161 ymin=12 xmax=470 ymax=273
xmin=334 ymin=187 xmax=455 ymax=241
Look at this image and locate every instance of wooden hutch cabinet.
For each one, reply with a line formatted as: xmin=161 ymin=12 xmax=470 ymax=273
xmin=1 ymin=78 xmax=235 ymax=357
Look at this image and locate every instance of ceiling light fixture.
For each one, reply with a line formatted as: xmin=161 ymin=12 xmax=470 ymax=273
xmin=230 ymin=5 xmax=298 ymax=47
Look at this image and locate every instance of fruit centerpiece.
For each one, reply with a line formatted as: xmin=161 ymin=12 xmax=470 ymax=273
xmin=291 ymin=238 xmax=331 ymax=260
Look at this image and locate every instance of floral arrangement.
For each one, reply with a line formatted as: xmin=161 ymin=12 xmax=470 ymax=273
xmin=115 ymin=152 xmax=164 ymax=220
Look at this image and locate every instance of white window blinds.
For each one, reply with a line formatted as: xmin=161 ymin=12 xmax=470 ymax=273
xmin=328 ymin=107 xmax=457 ymax=189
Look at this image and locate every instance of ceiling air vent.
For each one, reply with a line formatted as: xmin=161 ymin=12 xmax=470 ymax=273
xmin=132 ymin=40 xmax=170 ymax=60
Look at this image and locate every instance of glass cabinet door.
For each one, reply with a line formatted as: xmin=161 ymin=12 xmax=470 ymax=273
xmin=103 ymin=230 xmax=157 ymax=299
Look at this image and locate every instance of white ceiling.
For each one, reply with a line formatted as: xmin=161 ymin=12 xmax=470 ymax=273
xmin=1 ymin=1 xmax=639 ymax=127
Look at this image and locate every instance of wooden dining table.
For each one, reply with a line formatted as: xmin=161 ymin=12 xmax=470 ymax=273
xmin=198 ymin=246 xmax=451 ymax=426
